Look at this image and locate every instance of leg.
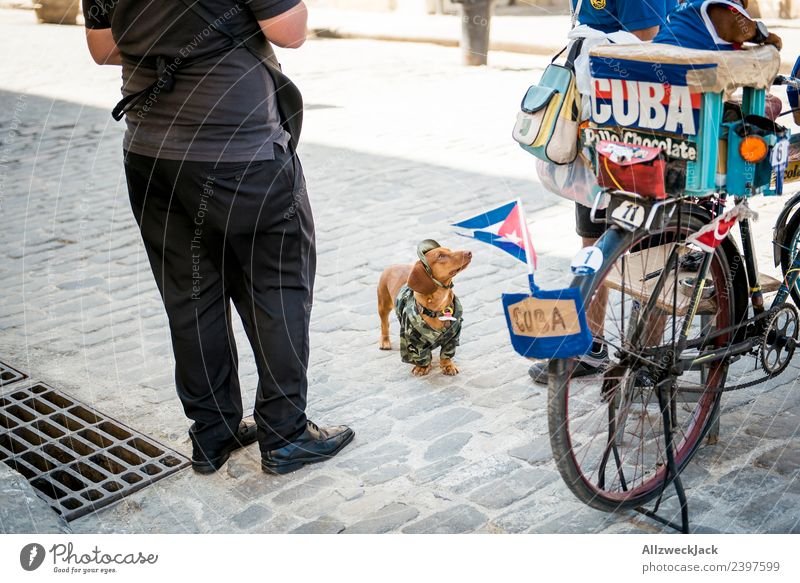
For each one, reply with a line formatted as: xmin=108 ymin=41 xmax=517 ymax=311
xmin=439 ymin=323 xmax=461 ymax=375
xmin=577 ymin=206 xmax=609 ymax=350
xmin=377 ymin=275 xmax=393 ymax=350
xmin=408 ymin=345 xmax=433 ymax=376
xmin=173 ymin=147 xmax=313 ymax=452
xmin=587 ymin=287 xmax=608 ymax=335
xmin=124 ymin=152 xmax=244 ymax=451
xmin=399 ymin=322 xmax=433 ymax=376
xmin=529 ymin=205 xmax=608 ymax=384
xmin=412 ymin=363 xmax=433 ymax=376
xmin=642 ymin=309 xmax=668 ymax=347
xmin=439 ymin=358 xmax=458 ymax=376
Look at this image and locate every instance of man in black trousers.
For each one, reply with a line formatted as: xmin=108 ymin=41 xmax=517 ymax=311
xmin=82 ymin=0 xmax=353 ymax=475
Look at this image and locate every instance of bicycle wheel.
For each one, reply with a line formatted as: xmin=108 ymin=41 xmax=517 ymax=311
xmin=779 ymin=207 xmax=800 ymax=307
xmin=548 ymin=211 xmax=735 ymax=512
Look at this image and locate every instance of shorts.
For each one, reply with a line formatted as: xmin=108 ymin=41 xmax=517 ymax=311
xmin=575 ymin=202 xmax=607 ymax=239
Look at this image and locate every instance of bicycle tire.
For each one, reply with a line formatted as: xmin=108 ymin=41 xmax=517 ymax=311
xmin=548 ymin=211 xmax=736 ymax=512
xmin=779 ymin=207 xmax=800 ymax=307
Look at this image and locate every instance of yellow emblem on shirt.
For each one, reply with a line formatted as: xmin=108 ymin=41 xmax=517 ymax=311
xmin=590 ymin=0 xmax=607 ymax=9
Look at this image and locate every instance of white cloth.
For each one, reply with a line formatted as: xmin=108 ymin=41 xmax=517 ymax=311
xmin=568 ymin=25 xmax=642 ymax=120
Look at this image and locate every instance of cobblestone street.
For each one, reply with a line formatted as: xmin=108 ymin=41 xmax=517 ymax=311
xmin=0 ymin=9 xmax=797 ymax=534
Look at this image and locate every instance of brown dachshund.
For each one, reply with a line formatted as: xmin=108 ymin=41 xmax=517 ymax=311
xmin=377 ymin=240 xmax=472 ymax=376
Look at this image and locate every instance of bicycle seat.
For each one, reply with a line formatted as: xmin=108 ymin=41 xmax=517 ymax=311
xmin=589 ymin=44 xmax=780 ymax=97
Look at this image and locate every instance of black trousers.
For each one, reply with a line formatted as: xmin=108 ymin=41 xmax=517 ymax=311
xmin=123 ymin=144 xmax=315 ymax=452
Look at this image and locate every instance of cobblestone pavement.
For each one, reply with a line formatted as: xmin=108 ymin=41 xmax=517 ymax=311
xmin=0 ymin=9 xmax=797 ymax=534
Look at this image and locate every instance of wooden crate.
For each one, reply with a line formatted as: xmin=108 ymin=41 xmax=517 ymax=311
xmin=603 ymin=244 xmax=781 ymax=317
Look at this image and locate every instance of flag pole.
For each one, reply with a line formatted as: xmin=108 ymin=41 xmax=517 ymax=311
xmin=516 ymin=197 xmax=537 ymax=294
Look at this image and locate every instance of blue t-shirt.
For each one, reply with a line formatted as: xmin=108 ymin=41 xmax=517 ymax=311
xmin=653 ymin=0 xmax=750 ymax=50
xmin=572 ymin=0 xmax=677 ymax=34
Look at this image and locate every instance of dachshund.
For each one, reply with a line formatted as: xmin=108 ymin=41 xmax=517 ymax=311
xmin=377 ymin=240 xmax=472 ymax=376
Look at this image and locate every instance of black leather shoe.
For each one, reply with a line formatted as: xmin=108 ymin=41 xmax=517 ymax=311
xmin=261 ymin=421 xmax=354 ymax=475
xmin=192 ymin=419 xmax=257 ymax=474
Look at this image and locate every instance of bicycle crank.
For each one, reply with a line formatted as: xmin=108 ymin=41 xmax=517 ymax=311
xmin=759 ymin=303 xmax=800 ymax=376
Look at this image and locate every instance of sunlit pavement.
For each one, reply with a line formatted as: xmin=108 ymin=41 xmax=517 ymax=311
xmin=0 ymin=9 xmax=797 ymax=534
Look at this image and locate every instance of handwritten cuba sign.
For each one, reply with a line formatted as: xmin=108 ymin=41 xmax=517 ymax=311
xmin=502 ymin=287 xmax=593 ymax=360
xmin=589 ymin=56 xmax=711 ymax=136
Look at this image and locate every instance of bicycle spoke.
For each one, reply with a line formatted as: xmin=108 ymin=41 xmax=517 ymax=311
xmin=549 ymin=213 xmax=729 ymax=510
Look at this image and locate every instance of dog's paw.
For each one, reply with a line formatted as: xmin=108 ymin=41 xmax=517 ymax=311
xmin=412 ymin=365 xmax=432 ymax=376
xmin=440 ymin=361 xmax=459 ymax=375
xmin=379 ymin=338 xmax=392 ymax=350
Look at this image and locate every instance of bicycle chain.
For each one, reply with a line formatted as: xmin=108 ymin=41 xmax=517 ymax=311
xmin=680 ymin=304 xmax=798 ymax=393
xmin=715 ymin=370 xmax=786 ymax=392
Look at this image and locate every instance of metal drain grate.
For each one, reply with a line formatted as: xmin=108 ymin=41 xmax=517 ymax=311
xmin=0 ymin=383 xmax=189 ymax=521
xmin=0 ymin=361 xmax=26 ymax=388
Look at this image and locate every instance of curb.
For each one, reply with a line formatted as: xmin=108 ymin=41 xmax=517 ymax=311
xmin=310 ymin=26 xmax=796 ymax=73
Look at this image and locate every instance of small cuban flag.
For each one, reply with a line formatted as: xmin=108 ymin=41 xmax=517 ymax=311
xmin=451 ymin=198 xmax=592 ymax=359
xmin=451 ymin=199 xmax=537 ymax=271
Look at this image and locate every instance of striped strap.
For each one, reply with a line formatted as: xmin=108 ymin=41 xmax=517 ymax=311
xmin=571 ymin=0 xmax=584 ymax=29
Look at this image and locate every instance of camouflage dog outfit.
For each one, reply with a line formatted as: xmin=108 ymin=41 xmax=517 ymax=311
xmin=395 ymin=285 xmax=463 ymax=367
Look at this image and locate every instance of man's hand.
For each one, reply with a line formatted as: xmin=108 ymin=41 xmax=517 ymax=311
xmin=258 ymin=2 xmax=308 ymax=48
xmin=85 ymin=28 xmax=121 ymax=65
xmin=765 ymin=32 xmax=783 ymax=51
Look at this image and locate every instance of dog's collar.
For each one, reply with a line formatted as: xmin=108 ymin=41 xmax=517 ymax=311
xmin=417 ymin=239 xmax=454 ymax=289
xmin=416 ymin=301 xmax=458 ymax=322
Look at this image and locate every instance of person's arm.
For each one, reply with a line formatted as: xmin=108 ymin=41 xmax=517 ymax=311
xmin=618 ymin=1 xmax=667 ymax=41
xmin=81 ymin=1 xmax=120 ymax=65
xmin=85 ymin=28 xmax=121 ymax=65
xmin=256 ymin=1 xmax=308 ymax=49
xmin=630 ymin=26 xmax=660 ymax=41
xmin=707 ymin=5 xmax=783 ymax=50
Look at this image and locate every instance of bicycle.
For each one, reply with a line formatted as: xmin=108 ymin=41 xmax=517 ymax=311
xmin=545 ymin=44 xmax=800 ymax=532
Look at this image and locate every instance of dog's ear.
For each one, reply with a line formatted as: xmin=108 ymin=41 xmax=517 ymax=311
xmin=407 ymin=261 xmax=438 ymax=295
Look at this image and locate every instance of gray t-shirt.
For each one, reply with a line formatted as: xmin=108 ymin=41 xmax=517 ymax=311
xmin=82 ymin=0 xmax=297 ymax=162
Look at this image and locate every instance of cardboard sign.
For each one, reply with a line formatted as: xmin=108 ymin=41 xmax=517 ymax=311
xmin=582 ymin=127 xmax=697 ymax=161
xmin=506 ymin=297 xmax=582 ymax=338
xmin=502 ymin=289 xmax=593 ymax=359
xmin=771 ymin=160 xmax=800 ymax=188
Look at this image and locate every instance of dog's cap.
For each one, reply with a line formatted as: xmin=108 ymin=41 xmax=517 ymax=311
xmin=416 ymin=239 xmax=454 ymax=290
xmin=416 ymin=239 xmax=442 ymax=262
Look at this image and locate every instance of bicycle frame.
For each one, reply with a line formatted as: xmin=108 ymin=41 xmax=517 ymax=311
xmin=545 ymin=48 xmax=800 ymax=532
xmin=673 ymin=209 xmax=800 ymax=374
xmin=595 ymin=75 xmax=800 ymax=377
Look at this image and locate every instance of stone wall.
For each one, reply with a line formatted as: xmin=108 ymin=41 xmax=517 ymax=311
xmin=306 ymin=0 xmax=522 ymax=14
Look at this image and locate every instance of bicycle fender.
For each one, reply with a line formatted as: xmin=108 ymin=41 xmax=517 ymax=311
xmin=772 ymin=192 xmax=800 ymax=267
xmin=569 ymin=225 xmax=633 ymax=301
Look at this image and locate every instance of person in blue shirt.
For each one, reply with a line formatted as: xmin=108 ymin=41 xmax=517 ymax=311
xmin=568 ymin=0 xmax=676 ymax=249
xmin=530 ymin=0 xmax=676 ymax=385
xmin=653 ymin=1 xmax=783 ymax=119
xmin=653 ymin=0 xmax=782 ymax=52
xmin=572 ymin=0 xmax=678 ymax=40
